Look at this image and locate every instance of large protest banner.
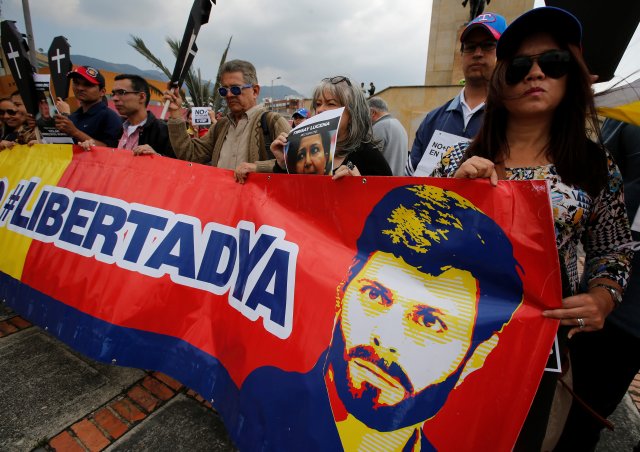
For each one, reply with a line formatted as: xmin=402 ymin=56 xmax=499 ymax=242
xmin=0 ymin=145 xmax=560 ymax=451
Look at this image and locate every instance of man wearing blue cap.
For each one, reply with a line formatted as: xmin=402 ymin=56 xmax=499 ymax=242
xmin=405 ymin=12 xmax=506 ymax=176
xmin=291 ymin=108 xmax=308 ymax=127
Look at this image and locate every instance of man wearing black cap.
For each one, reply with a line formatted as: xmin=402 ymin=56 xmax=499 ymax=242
xmin=405 ymin=13 xmax=506 ymax=177
xmin=54 ymin=66 xmax=122 ymax=148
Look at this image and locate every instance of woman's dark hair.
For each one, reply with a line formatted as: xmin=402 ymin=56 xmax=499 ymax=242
xmin=465 ymin=38 xmax=608 ymax=197
xmin=0 ymin=97 xmax=14 ymax=137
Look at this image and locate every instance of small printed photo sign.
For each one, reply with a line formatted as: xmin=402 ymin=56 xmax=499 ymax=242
xmin=285 ymin=107 xmax=343 ymax=175
xmin=191 ymin=106 xmax=212 ymax=125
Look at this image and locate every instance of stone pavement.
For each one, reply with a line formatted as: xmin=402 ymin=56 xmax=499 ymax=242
xmin=0 ymin=301 xmax=234 ymax=452
xmin=1 ymin=299 xmax=638 ymax=451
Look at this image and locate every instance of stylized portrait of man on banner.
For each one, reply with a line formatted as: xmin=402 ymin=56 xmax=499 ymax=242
xmin=236 ymin=184 xmax=523 ymax=451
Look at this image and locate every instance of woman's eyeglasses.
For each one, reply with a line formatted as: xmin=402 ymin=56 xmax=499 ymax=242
xmin=0 ymin=109 xmax=18 ymax=116
xmin=217 ymin=84 xmax=253 ymax=97
xmin=322 ymin=76 xmax=352 ymax=87
xmin=506 ymin=50 xmax=571 ymax=85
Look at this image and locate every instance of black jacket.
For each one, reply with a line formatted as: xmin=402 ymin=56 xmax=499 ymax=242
xmin=122 ymin=111 xmax=175 ymax=158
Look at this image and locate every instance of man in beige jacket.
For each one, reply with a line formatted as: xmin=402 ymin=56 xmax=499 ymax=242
xmin=163 ymin=59 xmax=290 ymax=182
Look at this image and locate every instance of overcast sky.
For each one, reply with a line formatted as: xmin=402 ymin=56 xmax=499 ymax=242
xmin=0 ymin=0 xmax=433 ymax=97
xmin=0 ymin=0 xmax=637 ymax=97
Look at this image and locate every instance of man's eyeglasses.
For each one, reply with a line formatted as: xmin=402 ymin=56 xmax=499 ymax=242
xmin=218 ymin=84 xmax=253 ymax=97
xmin=322 ymin=76 xmax=352 ymax=87
xmin=110 ymin=89 xmax=141 ymax=97
xmin=0 ymin=109 xmax=18 ymax=116
xmin=462 ymin=41 xmax=497 ymax=54
xmin=506 ymin=49 xmax=571 ymax=85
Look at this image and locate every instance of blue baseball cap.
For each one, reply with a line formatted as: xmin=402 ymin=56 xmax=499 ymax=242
xmin=461 ymin=12 xmax=507 ymax=42
xmin=292 ymin=108 xmax=308 ymax=119
xmin=497 ymin=7 xmax=582 ymax=60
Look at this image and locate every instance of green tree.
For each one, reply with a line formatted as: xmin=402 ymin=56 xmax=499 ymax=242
xmin=128 ymin=34 xmax=232 ymax=109
xmin=212 ymin=36 xmax=232 ymax=113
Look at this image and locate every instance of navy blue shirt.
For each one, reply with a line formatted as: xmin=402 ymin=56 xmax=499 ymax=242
xmin=69 ymin=102 xmax=122 ymax=148
xmin=405 ymin=91 xmax=485 ymax=176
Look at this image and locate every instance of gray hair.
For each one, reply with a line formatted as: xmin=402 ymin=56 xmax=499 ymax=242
xmin=368 ymin=97 xmax=388 ymax=113
xmin=312 ymin=77 xmax=376 ymax=154
xmin=220 ymin=59 xmax=259 ymax=85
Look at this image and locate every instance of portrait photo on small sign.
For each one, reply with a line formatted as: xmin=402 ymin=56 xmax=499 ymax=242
xmin=285 ymin=107 xmax=343 ymax=175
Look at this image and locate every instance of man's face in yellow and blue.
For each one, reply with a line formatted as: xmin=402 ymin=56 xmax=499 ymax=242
xmin=329 ymin=250 xmax=479 ymax=430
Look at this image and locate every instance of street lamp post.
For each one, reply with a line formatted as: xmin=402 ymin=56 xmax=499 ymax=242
xmin=270 ymin=76 xmax=281 ymax=110
xmin=22 ymin=0 xmax=38 ymax=68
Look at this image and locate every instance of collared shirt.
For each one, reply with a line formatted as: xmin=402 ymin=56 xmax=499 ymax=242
xmin=68 ymin=101 xmax=123 ymax=148
xmin=117 ymin=117 xmax=148 ymax=150
xmin=460 ymin=88 xmax=485 ymax=129
xmin=405 ymin=90 xmax=486 ymax=175
xmin=216 ymin=105 xmax=261 ymax=170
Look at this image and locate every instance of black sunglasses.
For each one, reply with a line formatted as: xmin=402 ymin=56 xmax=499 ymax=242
xmin=0 ymin=109 xmax=18 ymax=116
xmin=218 ymin=84 xmax=253 ymax=97
xmin=506 ymin=50 xmax=571 ymax=85
xmin=322 ymin=76 xmax=352 ymax=87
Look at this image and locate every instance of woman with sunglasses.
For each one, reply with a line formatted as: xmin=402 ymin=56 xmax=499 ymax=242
xmin=432 ymin=7 xmax=633 ymax=449
xmin=0 ymin=97 xmax=29 ymax=150
xmin=267 ymin=76 xmax=392 ymax=179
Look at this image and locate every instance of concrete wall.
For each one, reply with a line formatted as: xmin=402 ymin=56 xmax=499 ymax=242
xmin=372 ymin=0 xmax=537 ymax=147
xmin=373 ymin=85 xmax=462 ymax=146
xmin=425 ymin=0 xmax=536 ymax=86
xmin=300 ymin=2 xmax=538 ymax=149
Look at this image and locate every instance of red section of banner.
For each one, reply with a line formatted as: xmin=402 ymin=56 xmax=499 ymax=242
xmin=17 ymin=146 xmax=560 ymax=450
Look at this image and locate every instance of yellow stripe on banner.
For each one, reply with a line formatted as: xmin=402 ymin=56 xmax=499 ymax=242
xmin=597 ymin=101 xmax=640 ymax=127
xmin=0 ymin=144 xmax=73 ymax=280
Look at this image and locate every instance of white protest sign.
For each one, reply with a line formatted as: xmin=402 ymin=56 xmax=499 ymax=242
xmin=33 ymin=73 xmax=73 ymax=144
xmin=544 ymin=336 xmax=561 ymax=373
xmin=413 ymin=130 xmax=470 ymax=177
xmin=631 ymin=210 xmax=640 ymax=233
xmin=191 ymin=106 xmax=212 ymax=125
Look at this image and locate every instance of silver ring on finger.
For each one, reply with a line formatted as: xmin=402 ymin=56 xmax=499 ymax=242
xmin=577 ymin=317 xmax=585 ymax=329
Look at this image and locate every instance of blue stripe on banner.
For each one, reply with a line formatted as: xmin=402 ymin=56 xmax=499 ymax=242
xmin=0 ymin=271 xmax=241 ymax=430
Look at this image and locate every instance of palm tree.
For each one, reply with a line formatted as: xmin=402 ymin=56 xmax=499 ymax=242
xmin=212 ymin=36 xmax=232 ymax=113
xmin=128 ymin=34 xmax=232 ymax=109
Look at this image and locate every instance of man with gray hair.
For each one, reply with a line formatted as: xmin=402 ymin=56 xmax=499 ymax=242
xmin=368 ymin=97 xmax=408 ymax=176
xmin=163 ymin=59 xmax=290 ymax=181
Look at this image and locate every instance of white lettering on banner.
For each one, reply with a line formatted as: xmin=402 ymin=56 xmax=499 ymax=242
xmin=0 ymin=178 xmax=299 ymax=339
xmin=413 ymin=130 xmax=471 ymax=177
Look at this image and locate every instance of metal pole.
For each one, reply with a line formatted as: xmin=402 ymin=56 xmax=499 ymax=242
xmin=270 ymin=76 xmax=281 ymax=111
xmin=21 ymin=0 xmax=37 ymax=68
